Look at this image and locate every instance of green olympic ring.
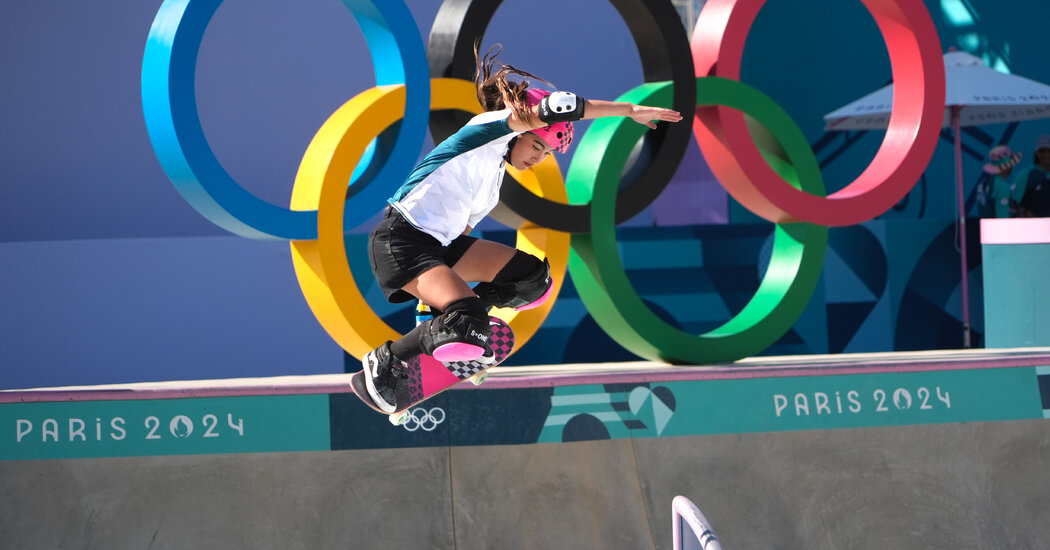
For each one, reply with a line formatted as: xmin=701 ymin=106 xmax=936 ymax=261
xmin=567 ymin=77 xmax=828 ymax=364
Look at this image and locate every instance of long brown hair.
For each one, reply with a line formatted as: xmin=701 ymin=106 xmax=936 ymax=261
xmin=474 ymin=42 xmax=551 ymax=126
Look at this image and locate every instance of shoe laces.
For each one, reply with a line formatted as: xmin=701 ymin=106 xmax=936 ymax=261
xmin=379 ymin=360 xmax=406 ymax=389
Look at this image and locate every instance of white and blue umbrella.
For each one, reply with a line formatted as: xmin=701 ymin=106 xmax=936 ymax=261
xmin=823 ymin=50 xmax=1050 ymax=348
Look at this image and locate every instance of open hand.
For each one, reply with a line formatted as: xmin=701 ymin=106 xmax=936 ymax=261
xmin=629 ymin=105 xmax=683 ymax=129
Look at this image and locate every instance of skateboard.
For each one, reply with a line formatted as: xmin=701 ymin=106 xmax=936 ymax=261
xmin=351 ymin=316 xmax=515 ymax=425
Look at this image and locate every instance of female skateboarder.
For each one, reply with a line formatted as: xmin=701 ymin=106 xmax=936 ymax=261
xmin=361 ymin=43 xmax=682 ymax=412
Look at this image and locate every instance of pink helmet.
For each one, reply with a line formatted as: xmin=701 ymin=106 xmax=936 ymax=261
xmin=525 ymin=88 xmax=573 ymax=153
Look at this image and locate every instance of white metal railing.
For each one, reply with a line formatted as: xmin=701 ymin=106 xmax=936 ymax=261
xmin=672 ymin=495 xmax=723 ymax=550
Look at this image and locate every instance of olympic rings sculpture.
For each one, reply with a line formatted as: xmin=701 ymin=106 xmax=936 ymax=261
xmin=142 ymin=0 xmax=945 ymax=364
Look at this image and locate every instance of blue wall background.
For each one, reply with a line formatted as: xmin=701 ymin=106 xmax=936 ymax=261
xmin=3 ymin=0 xmax=1048 ymax=389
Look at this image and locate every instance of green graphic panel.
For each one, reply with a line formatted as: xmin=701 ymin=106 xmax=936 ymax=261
xmin=2 ymin=395 xmax=331 ymax=460
xmin=532 ymin=368 xmax=1044 ymax=444
xmin=661 ymin=367 xmax=1042 ymax=436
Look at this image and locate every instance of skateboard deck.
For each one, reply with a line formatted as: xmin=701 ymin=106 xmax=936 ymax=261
xmin=351 ymin=316 xmax=514 ymax=423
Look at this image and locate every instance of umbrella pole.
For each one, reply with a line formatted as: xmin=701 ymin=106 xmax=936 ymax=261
xmin=952 ymin=106 xmax=972 ymax=348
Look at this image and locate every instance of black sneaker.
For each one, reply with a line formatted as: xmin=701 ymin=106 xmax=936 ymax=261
xmin=362 ymin=342 xmax=408 ymax=413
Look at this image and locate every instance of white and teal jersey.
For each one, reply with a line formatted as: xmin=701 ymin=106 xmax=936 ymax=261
xmin=389 ymin=110 xmax=520 ymax=246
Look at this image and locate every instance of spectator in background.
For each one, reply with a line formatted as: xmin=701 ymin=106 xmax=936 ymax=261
xmin=984 ymin=144 xmax=1022 ymax=218
xmin=1017 ymin=135 xmax=1050 ymax=217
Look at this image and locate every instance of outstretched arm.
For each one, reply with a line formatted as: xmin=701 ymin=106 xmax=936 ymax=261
xmin=580 ymin=99 xmax=683 ymax=129
xmin=508 ymin=95 xmax=682 ymax=132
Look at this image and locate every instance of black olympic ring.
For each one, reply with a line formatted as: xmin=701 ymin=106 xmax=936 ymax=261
xmin=426 ymin=0 xmax=695 ymax=232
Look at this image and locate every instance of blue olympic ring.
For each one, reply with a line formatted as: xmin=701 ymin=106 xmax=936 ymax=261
xmin=142 ymin=0 xmax=430 ymax=240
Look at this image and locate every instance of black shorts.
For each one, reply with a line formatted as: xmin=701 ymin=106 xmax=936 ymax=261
xmin=367 ymin=206 xmax=478 ymax=303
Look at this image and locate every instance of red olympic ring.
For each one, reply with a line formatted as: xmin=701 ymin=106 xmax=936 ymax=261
xmin=692 ymin=0 xmax=945 ymax=226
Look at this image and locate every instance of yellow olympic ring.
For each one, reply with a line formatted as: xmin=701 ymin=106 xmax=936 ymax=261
xmin=289 ymin=78 xmax=569 ymax=358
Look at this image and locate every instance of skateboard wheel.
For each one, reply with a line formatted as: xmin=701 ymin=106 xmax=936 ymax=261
xmin=469 ymin=372 xmax=487 ymax=386
xmin=389 ymin=411 xmax=409 ymax=426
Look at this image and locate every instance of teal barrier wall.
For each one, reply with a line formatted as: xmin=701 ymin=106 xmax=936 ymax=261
xmin=5 ymin=364 xmax=1048 ymax=461
xmin=981 ymin=218 xmax=1050 ymax=348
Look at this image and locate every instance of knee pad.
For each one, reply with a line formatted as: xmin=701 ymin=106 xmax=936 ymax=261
xmin=474 ymin=251 xmax=553 ymax=310
xmin=420 ymin=297 xmax=491 ymax=362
